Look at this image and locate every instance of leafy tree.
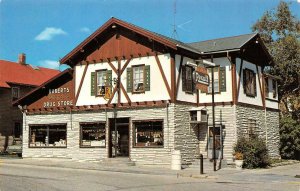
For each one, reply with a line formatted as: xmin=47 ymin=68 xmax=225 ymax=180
xmin=252 ymin=1 xmax=300 ymax=120
xmin=279 ymin=117 xmax=300 ymax=160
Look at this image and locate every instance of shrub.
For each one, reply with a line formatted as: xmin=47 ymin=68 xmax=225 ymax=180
xmin=234 ymin=137 xmax=270 ymax=168
xmin=279 ymin=116 xmax=300 ymax=160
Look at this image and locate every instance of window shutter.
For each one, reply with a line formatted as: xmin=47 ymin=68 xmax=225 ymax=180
xmin=219 ymin=67 xmax=226 ymax=92
xmin=91 ymin=72 xmax=96 ymax=96
xmin=144 ymin=65 xmax=150 ymax=91
xmin=127 ymin=67 xmax=132 ymax=93
xmin=106 ymin=70 xmax=112 ymax=89
xmin=243 ymin=69 xmax=247 ymax=94
xmin=182 ymin=65 xmax=186 ymax=91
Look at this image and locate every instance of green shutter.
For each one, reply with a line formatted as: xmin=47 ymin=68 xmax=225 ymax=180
xmin=106 ymin=70 xmax=112 ymax=89
xmin=91 ymin=72 xmax=96 ymax=96
xmin=144 ymin=65 xmax=150 ymax=91
xmin=220 ymin=67 xmax=226 ymax=92
xmin=127 ymin=68 xmax=132 ymax=93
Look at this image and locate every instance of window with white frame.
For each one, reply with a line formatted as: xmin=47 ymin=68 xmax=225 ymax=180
xmin=208 ymin=67 xmax=220 ymax=93
xmin=133 ymin=65 xmax=144 ymax=92
xmin=96 ymin=70 xmax=107 ymax=96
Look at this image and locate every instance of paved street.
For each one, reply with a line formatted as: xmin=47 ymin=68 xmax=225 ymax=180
xmin=0 ymin=159 xmax=299 ymax=191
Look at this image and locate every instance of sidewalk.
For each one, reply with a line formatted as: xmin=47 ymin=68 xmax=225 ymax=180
xmin=0 ymin=156 xmax=239 ymax=179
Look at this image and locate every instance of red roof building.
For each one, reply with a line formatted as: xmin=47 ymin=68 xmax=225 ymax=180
xmin=0 ymin=54 xmax=59 ymax=151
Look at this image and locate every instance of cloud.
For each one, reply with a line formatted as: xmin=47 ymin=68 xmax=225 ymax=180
xmin=297 ymin=0 xmax=300 ymax=3
xmin=35 ymin=27 xmax=67 ymax=41
xmin=80 ymin=27 xmax=91 ymax=34
xmin=38 ymin=60 xmax=59 ymax=69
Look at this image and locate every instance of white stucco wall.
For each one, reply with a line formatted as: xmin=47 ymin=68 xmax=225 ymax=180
xmin=199 ymin=57 xmax=233 ymax=103
xmin=175 ymin=55 xmax=197 ymax=103
xmin=75 ymin=54 xmax=171 ymax=106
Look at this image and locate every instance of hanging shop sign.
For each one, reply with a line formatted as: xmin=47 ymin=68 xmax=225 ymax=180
xmin=193 ymin=66 xmax=209 ymax=93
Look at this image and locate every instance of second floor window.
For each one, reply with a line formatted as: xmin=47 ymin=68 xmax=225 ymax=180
xmin=243 ymin=69 xmax=256 ymax=97
xmin=96 ymin=70 xmax=107 ymax=96
xmin=133 ymin=65 xmax=145 ymax=92
xmin=182 ymin=65 xmax=194 ymax=93
xmin=208 ymin=67 xmax=220 ymax=93
xmin=12 ymin=87 xmax=20 ymax=100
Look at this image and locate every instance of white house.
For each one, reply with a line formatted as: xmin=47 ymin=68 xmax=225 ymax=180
xmin=14 ymin=18 xmax=280 ymax=167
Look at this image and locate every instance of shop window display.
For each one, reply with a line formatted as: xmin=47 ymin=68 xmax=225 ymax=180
xmin=134 ymin=120 xmax=163 ymax=147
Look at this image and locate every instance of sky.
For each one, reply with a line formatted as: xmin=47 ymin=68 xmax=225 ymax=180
xmin=0 ymin=0 xmax=299 ymax=71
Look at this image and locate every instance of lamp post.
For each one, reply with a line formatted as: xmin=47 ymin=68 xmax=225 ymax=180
xmin=195 ymin=58 xmax=216 ymax=171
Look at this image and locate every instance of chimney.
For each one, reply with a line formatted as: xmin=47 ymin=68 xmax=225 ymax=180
xmin=18 ymin=53 xmax=26 ymax=64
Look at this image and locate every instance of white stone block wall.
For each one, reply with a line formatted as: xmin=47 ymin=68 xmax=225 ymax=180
xmin=236 ymin=105 xmax=280 ymax=158
xmin=199 ymin=105 xmax=236 ymax=162
xmin=23 ymin=105 xmax=175 ymax=165
xmin=266 ymin=110 xmax=280 ymax=158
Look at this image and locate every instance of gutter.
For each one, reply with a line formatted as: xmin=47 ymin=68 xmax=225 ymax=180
xmin=200 ymin=48 xmax=240 ymax=55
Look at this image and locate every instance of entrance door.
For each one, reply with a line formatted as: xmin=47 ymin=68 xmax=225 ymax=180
xmin=108 ymin=118 xmax=129 ymax=158
xmin=207 ymin=126 xmax=222 ymax=159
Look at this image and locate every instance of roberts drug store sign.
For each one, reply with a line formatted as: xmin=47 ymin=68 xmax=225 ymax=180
xmin=44 ymin=88 xmax=73 ymax=108
xmin=14 ymin=69 xmax=74 ymax=111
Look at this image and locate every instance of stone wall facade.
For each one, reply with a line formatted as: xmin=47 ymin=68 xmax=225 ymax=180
xmin=236 ymin=105 xmax=280 ymax=158
xmin=23 ymin=105 xmax=176 ymax=166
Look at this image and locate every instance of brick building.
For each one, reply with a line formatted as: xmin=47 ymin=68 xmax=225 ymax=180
xmin=0 ymin=54 xmax=59 ymax=150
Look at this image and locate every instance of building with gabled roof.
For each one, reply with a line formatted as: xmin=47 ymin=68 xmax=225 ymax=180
xmin=14 ymin=18 xmax=280 ymax=167
xmin=0 ymin=54 xmax=59 ymax=151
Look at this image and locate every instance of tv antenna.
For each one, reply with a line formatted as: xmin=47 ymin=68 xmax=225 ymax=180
xmin=171 ymin=0 xmax=179 ymax=40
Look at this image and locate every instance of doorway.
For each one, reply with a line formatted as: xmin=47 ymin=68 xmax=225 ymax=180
xmin=207 ymin=126 xmax=223 ymax=159
xmin=108 ymin=118 xmax=130 ymax=158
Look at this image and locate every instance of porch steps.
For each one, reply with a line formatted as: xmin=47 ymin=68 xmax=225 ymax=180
xmin=100 ymin=158 xmax=136 ymax=166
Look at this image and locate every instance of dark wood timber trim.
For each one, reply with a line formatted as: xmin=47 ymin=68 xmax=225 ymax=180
xmin=175 ymin=55 xmax=184 ymax=101
xmin=170 ymin=53 xmax=176 ymax=102
xmin=75 ymin=62 xmax=89 ymax=105
xmin=256 ymin=64 xmax=265 ymax=108
xmin=120 ymin=83 xmax=131 ymax=103
xmin=265 ymin=97 xmax=279 ymax=102
xmin=227 ymin=54 xmax=237 ymax=105
xmin=117 ymin=59 xmax=121 ymax=104
xmin=120 ymin=58 xmax=132 ymax=75
xmin=108 ymin=86 xmax=118 ymax=104
xmin=155 ymin=55 xmax=172 ymax=100
xmin=176 ymin=100 xmax=198 ymax=106
xmin=108 ymin=61 xmax=118 ymax=74
xmin=237 ymin=102 xmax=264 ymax=110
xmin=266 ymin=107 xmax=280 ymax=112
xmin=236 ymin=57 xmax=244 ymax=103
xmin=198 ymin=101 xmax=233 ymax=107
xmin=26 ymin=101 xmax=169 ymax=115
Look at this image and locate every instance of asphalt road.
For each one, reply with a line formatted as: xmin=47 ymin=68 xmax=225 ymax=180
xmin=0 ymin=163 xmax=299 ymax=191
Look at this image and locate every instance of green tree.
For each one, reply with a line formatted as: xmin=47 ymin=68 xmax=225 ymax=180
xmin=252 ymin=1 xmax=300 ymax=120
xmin=279 ymin=117 xmax=300 ymax=160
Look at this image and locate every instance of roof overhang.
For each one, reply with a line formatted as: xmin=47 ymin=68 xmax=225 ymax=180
xmin=60 ymin=18 xmax=182 ymax=66
xmin=13 ymin=69 xmax=73 ymax=106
